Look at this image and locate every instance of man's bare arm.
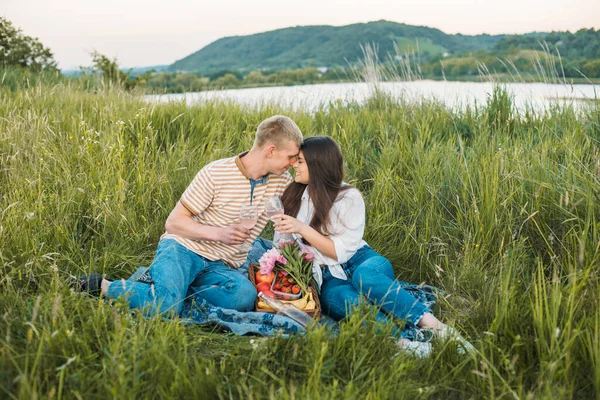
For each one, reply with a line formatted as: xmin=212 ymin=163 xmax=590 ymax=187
xmin=164 ymin=201 xmax=250 ymax=245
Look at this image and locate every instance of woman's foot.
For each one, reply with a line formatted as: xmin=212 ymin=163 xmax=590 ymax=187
xmin=417 ymin=312 xmax=447 ymax=331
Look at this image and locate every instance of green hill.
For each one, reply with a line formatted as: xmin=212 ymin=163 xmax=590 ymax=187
xmin=170 ymin=20 xmax=505 ymax=73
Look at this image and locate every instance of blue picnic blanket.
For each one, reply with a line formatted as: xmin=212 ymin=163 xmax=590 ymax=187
xmin=129 ymin=238 xmax=438 ymax=341
xmin=179 ymin=298 xmax=307 ymax=336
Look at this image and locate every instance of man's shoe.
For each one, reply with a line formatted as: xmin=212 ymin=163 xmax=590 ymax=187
xmin=69 ymin=273 xmax=104 ymax=296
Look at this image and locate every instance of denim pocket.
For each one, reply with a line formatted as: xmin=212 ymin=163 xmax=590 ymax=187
xmin=321 ymin=265 xmax=334 ymax=283
xmin=341 ymin=263 xmax=353 ymax=278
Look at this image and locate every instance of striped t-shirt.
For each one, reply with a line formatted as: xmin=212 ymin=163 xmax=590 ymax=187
xmin=161 ymin=153 xmax=292 ymax=268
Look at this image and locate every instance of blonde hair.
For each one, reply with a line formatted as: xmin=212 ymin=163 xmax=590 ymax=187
xmin=254 ymin=115 xmax=303 ymax=149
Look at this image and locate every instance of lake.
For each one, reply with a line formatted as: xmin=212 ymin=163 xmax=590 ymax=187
xmin=146 ymin=80 xmax=599 ymax=112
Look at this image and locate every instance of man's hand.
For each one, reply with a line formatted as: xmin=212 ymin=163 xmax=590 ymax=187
xmin=166 ymin=202 xmax=251 ymax=245
xmin=219 ymin=224 xmax=251 ymax=245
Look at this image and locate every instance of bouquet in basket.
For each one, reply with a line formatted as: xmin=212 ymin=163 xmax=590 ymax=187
xmin=255 ymin=240 xmax=314 ymax=300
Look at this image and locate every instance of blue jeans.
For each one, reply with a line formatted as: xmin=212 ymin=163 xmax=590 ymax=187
xmin=319 ymin=246 xmax=429 ymax=326
xmin=106 ymin=239 xmax=256 ymax=316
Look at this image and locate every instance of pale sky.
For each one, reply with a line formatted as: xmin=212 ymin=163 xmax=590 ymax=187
xmin=3 ymin=0 xmax=599 ymax=70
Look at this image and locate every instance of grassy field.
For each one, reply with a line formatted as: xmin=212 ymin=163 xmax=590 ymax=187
xmin=1 ymin=71 xmax=599 ymax=399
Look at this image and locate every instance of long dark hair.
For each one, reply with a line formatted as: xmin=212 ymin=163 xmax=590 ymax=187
xmin=281 ymin=136 xmax=351 ymax=236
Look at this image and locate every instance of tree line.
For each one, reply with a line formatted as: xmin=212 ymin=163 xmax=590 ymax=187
xmin=143 ymin=68 xmax=353 ymax=93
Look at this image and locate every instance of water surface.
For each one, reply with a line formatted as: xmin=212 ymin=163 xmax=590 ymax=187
xmin=146 ymin=80 xmax=598 ymax=112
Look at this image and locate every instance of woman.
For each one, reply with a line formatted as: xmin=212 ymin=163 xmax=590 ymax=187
xmin=273 ymin=136 xmax=473 ymax=356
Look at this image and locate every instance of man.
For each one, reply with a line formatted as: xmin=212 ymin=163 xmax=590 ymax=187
xmin=72 ymin=115 xmax=303 ymax=315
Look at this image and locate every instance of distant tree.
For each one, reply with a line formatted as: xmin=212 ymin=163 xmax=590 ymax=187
xmin=212 ymin=73 xmax=239 ymax=88
xmin=89 ymin=51 xmax=146 ymax=90
xmin=173 ymin=72 xmax=208 ymax=92
xmin=320 ymin=67 xmax=349 ymax=81
xmin=0 ymin=17 xmax=57 ymax=70
xmin=90 ymin=51 xmax=124 ymax=83
xmin=493 ymin=29 xmax=600 ymax=62
xmin=243 ymin=70 xmax=265 ymax=85
xmin=582 ymin=59 xmax=600 ymax=78
xmin=492 ymin=35 xmax=541 ymax=52
xmin=207 ymin=69 xmax=243 ymax=81
xmin=561 ymin=59 xmax=584 ymax=78
xmin=296 ymin=68 xmax=319 ymax=83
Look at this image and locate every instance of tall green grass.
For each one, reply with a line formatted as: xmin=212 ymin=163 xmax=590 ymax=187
xmin=1 ymin=72 xmax=599 ymax=399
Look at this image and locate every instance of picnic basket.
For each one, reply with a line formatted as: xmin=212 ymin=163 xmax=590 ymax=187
xmin=248 ymin=263 xmax=321 ymax=318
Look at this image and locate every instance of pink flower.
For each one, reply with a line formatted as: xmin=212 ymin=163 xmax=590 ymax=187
xmin=300 ymin=247 xmax=314 ymax=261
xmin=278 ymin=239 xmax=295 ymax=249
xmin=258 ymin=248 xmax=287 ymax=275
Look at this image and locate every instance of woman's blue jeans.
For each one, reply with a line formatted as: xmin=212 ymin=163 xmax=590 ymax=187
xmin=106 ymin=239 xmax=256 ymax=316
xmin=319 ymin=246 xmax=429 ymax=326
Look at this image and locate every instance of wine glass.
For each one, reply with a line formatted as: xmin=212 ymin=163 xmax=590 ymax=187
xmin=265 ymin=197 xmax=284 ymax=222
xmin=239 ymin=203 xmax=259 ymax=251
xmin=265 ymin=197 xmax=289 ymax=246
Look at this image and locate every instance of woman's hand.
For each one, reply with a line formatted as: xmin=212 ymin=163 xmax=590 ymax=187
xmin=275 ymin=214 xmax=338 ymax=260
xmin=274 ymin=215 xmax=307 ymax=235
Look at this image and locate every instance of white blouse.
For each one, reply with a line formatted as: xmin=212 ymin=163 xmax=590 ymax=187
xmin=274 ymin=185 xmax=367 ymax=288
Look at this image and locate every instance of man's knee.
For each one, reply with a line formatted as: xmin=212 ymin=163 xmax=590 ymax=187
xmin=227 ymin=278 xmax=257 ymax=312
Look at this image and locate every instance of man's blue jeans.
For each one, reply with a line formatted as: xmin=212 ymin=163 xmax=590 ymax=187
xmin=319 ymin=245 xmax=429 ymax=325
xmin=106 ymin=239 xmax=256 ymax=316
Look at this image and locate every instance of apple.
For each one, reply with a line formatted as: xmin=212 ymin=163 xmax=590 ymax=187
xmin=256 ymin=282 xmax=271 ymax=293
xmin=255 ymin=271 xmax=275 ymax=284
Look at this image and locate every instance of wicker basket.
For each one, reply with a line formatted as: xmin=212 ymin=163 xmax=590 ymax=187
xmin=249 ymin=263 xmax=321 ymax=318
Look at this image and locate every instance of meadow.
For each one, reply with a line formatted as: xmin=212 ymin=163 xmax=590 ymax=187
xmin=1 ymin=70 xmax=599 ymax=399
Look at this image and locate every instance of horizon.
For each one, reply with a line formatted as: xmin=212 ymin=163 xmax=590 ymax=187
xmin=4 ymin=0 xmax=599 ymax=70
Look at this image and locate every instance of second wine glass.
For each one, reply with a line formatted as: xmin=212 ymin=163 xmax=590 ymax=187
xmin=265 ymin=197 xmax=284 ymax=222
xmin=239 ymin=203 xmax=259 ymax=251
